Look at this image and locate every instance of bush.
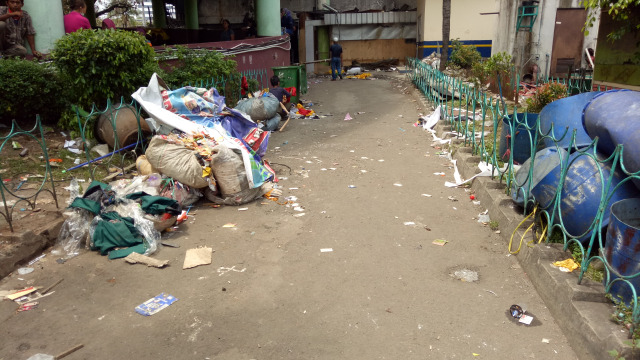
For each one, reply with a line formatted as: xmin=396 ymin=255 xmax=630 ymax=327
xmin=449 ymin=39 xmax=482 ymax=69
xmin=0 ymin=58 xmax=68 ymax=124
xmin=161 ymin=46 xmax=239 ymax=89
xmin=52 ymin=29 xmax=159 ymax=112
xmin=525 ymin=82 xmax=568 ymax=113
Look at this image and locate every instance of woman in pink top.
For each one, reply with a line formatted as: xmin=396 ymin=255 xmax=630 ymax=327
xmin=64 ymin=0 xmax=90 ymax=34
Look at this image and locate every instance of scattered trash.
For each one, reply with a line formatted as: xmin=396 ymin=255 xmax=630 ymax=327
xmin=161 ymin=241 xmax=179 ymax=248
xmin=453 ymin=268 xmax=478 ymax=282
xmin=404 ymin=222 xmax=416 ymax=226
xmin=552 ymin=258 xmax=580 ymax=272
xmin=293 ymin=213 xmax=306 ymax=217
xmin=19 ymin=148 xmax=29 ymax=157
xmin=348 ymin=185 xmax=357 ymax=188
xmin=434 ymin=172 xmax=445 ymax=176
xmin=393 ymin=183 xmax=403 ymax=187
xmin=509 ymin=304 xmax=534 ymax=325
xmin=470 ymin=195 xmax=476 ymax=200
xmin=125 ymin=253 xmax=170 ymax=268
xmin=447 ymin=196 xmax=458 ymax=202
xmin=135 ymin=293 xmax=178 ymax=316
xmin=27 ymin=353 xmax=54 ymax=360
xmin=542 ymin=338 xmax=550 ymax=344
xmin=477 ymin=210 xmax=491 ymax=223
xmin=320 ymin=248 xmax=333 ymax=252
xmin=432 ymin=239 xmax=448 ymax=246
xmin=421 ymin=194 xmax=432 ymax=197
xmin=222 ymin=223 xmax=236 ymax=228
xmin=473 ymin=201 xmax=481 ymax=205
xmin=17 ymin=267 xmax=34 ymax=275
xmin=217 ymin=265 xmax=246 ymax=276
xmin=344 ymin=113 xmax=352 ymax=121
xmin=17 ymin=301 xmax=39 ymax=312
xmin=28 ymin=254 xmax=45 ymax=265
xmin=484 ymin=289 xmax=498 ymax=296
xmin=12 ymin=141 xmax=22 ymax=149
xmin=183 ymin=247 xmax=213 ymax=269
xmin=238 ymin=207 xmax=248 ymax=211
xmin=6 ymin=287 xmax=38 ymax=300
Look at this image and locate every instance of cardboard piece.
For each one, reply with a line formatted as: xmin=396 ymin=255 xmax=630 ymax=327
xmin=183 ymin=247 xmax=213 ymax=269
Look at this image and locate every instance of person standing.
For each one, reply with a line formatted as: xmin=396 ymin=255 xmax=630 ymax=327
xmin=64 ymin=0 xmax=91 ymax=34
xmin=330 ymin=37 xmax=343 ymax=81
xmin=0 ymin=0 xmax=41 ymax=58
xmin=221 ymin=19 xmax=234 ymax=41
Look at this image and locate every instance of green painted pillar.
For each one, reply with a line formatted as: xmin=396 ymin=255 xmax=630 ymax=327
xmin=23 ymin=0 xmax=65 ymax=54
xmin=256 ymin=0 xmax=280 ymax=36
xmin=317 ymin=26 xmax=329 ymax=61
xmin=184 ymin=0 xmax=199 ymax=29
xmin=151 ymin=0 xmax=167 ymax=28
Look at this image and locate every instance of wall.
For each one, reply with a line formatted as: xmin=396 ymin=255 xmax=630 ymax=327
xmin=494 ymin=0 xmax=599 ymax=78
xmin=417 ymin=0 xmax=499 ymax=58
xmin=198 ymin=0 xmax=418 ymax=25
xmin=342 ymin=38 xmax=416 ymax=64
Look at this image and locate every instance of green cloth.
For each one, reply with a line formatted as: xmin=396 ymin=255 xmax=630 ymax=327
xmin=69 ymin=197 xmax=101 ymax=215
xmin=126 ymin=191 xmax=181 ymax=215
xmin=91 ymin=211 xmax=143 ymax=256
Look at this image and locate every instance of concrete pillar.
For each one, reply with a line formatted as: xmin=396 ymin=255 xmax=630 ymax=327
xmin=184 ymin=0 xmax=198 ymax=29
xmin=256 ymin=0 xmax=280 ymax=37
xmin=151 ymin=0 xmax=167 ymax=28
xmin=22 ymin=0 xmax=65 ymax=54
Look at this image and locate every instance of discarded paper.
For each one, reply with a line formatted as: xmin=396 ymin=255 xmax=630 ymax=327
xmin=135 ymin=293 xmax=178 ymax=316
xmin=124 ymin=253 xmax=169 ymax=268
xmin=183 ymin=247 xmax=213 ymax=269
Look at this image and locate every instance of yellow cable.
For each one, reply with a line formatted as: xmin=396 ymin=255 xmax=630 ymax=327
xmin=508 ymin=206 xmax=542 ymax=254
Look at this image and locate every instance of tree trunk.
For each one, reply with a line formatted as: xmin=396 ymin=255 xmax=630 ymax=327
xmin=85 ymin=0 xmax=97 ymax=27
xmin=440 ymin=0 xmax=451 ymax=72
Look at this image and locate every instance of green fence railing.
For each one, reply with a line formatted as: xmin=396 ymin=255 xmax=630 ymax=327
xmin=407 ymin=57 xmax=640 ymax=337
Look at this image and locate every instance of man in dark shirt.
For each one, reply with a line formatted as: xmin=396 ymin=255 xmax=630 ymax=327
xmin=0 ymin=0 xmax=42 ymax=58
xmin=269 ymin=75 xmax=291 ymax=119
xmin=329 ymin=37 xmax=343 ymax=81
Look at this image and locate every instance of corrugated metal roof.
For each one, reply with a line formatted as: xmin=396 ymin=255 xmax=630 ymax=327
xmin=324 ymin=11 xmax=417 ymax=25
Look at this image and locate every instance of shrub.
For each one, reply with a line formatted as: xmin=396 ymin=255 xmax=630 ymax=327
xmin=161 ymin=46 xmax=239 ymax=89
xmin=52 ymin=29 xmax=159 ymax=112
xmin=449 ymin=39 xmax=482 ymax=69
xmin=525 ymin=82 xmax=568 ymax=113
xmin=0 ymin=58 xmax=68 ymax=124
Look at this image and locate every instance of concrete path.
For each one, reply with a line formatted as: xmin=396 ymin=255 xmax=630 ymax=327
xmin=0 ymin=73 xmax=578 ymax=359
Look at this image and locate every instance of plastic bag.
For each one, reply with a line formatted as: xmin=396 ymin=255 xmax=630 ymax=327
xmin=234 ymin=93 xmax=279 ymax=121
xmin=96 ymin=201 xmax=160 ymax=256
xmin=160 ymin=180 xmax=203 ymax=207
xmin=210 ymin=145 xmax=248 ymax=195
xmin=145 ymin=136 xmax=209 ymax=188
xmin=51 ymin=208 xmax=93 ymax=259
xmin=110 ymin=175 xmax=161 ymax=198
xmin=63 ymin=178 xmax=80 ymax=205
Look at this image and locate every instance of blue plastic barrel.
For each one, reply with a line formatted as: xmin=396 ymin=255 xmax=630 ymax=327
xmin=498 ymin=113 xmax=539 ymax=165
xmin=511 ymin=147 xmax=566 ymax=207
xmin=603 ymin=198 xmax=640 ymax=305
xmin=530 ymin=150 xmax=640 ymax=242
xmin=583 ymin=90 xmax=640 ymax=190
xmin=538 ymin=92 xmax=601 ymax=150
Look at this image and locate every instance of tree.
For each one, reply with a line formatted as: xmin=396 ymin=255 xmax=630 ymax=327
xmin=440 ymin=0 xmax=451 ymax=71
xmin=581 ymin=0 xmax=640 ymax=40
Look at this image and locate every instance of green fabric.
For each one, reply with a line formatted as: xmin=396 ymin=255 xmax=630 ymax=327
xmin=91 ymin=212 xmax=143 ymax=256
xmin=69 ymin=197 xmax=101 ymax=214
xmin=126 ymin=191 xmax=181 ymax=215
xmin=108 ymin=244 xmax=146 ymax=259
xmin=86 ymin=180 xmax=111 ymax=193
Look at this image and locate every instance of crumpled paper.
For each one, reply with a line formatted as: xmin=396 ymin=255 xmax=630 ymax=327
xmin=552 ymin=258 xmax=580 ymax=272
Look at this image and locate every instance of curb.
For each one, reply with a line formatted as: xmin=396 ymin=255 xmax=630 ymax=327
xmin=0 ymin=210 xmax=64 ymax=279
xmin=432 ymin=120 xmax=636 ymax=360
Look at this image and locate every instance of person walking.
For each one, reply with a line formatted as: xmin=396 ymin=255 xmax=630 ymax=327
xmin=330 ymin=37 xmax=343 ymax=81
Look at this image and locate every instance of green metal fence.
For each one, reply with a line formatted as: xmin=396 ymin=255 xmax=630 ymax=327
xmin=0 ymin=119 xmax=59 ymax=232
xmin=407 ymin=57 xmax=640 ymax=337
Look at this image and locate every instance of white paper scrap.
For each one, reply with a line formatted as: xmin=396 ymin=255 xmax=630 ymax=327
xmin=320 ymin=248 xmax=333 ymax=252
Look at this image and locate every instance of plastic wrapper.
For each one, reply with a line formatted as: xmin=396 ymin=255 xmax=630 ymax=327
xmin=52 ymin=208 xmax=93 ymax=259
xmin=63 ymin=178 xmax=80 ymax=205
xmin=160 ymin=181 xmax=203 ymax=207
xmin=234 ymin=93 xmax=279 ymax=121
xmin=110 ymin=174 xmax=162 ymax=197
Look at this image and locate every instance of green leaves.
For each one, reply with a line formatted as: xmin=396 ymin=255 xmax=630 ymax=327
xmin=449 ymin=39 xmax=482 ymax=69
xmin=51 ymin=29 xmax=159 ymax=113
xmin=525 ymin=82 xmax=568 ymax=113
